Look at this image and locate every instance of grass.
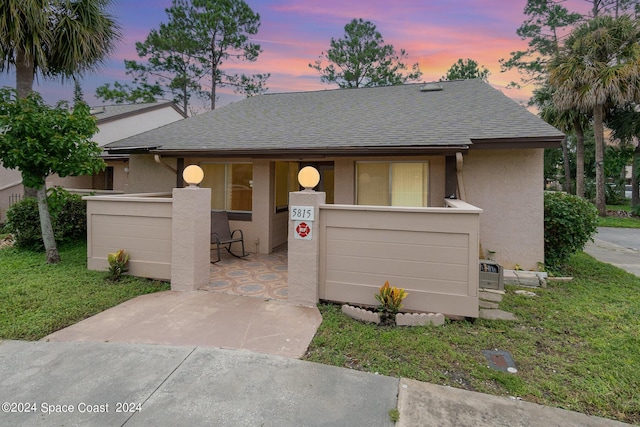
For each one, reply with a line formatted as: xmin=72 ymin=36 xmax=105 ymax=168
xmin=599 ymin=202 xmax=640 ymax=228
xmin=303 ymin=252 xmax=640 ymax=425
xmin=0 ymin=242 xmax=169 ymax=340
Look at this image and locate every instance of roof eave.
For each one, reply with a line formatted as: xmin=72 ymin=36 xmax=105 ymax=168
xmin=470 ymin=136 xmax=565 ymax=149
xmin=146 ymin=145 xmax=472 ymax=158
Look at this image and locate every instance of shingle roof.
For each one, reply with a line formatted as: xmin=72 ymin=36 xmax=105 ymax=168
xmin=105 ymin=80 xmax=564 ymax=154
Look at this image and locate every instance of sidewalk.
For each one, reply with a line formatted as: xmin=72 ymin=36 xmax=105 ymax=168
xmin=0 ymin=340 xmax=633 ymax=427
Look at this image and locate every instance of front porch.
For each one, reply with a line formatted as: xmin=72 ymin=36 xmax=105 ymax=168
xmin=84 ymin=191 xmax=483 ymax=318
xmin=204 ymin=245 xmax=288 ymax=301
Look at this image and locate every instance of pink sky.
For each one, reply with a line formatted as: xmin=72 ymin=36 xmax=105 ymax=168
xmin=0 ymin=0 xmax=593 ymax=109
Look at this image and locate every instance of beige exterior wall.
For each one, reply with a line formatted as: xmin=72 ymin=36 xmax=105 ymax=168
xmin=463 ymin=149 xmax=545 ymax=270
xmin=119 ymin=151 xmax=544 ymax=270
xmin=47 ymin=174 xmax=92 ymax=189
xmin=127 ymin=155 xmax=177 ymax=194
xmin=45 ymin=159 xmax=128 ymax=193
xmin=85 ymin=193 xmax=173 ymax=280
xmin=318 ymin=200 xmax=481 ymax=318
xmin=124 ymin=155 xmax=451 ymax=255
xmin=0 ymin=166 xmax=23 ymax=223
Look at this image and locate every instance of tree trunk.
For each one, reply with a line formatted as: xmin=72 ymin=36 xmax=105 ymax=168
xmin=574 ymin=117 xmax=585 ymax=198
xmin=593 ymin=105 xmax=606 ymax=216
xmin=15 ymin=48 xmax=35 ymax=98
xmin=36 ymin=185 xmax=61 ymax=264
xmin=562 ymin=138 xmax=572 ymax=193
xmin=16 ymin=47 xmax=38 ymax=199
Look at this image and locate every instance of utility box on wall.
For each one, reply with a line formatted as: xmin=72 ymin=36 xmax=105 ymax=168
xmin=480 ymin=260 xmax=504 ymax=291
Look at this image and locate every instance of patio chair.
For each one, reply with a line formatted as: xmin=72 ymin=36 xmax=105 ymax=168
xmin=210 ymin=210 xmax=249 ymax=263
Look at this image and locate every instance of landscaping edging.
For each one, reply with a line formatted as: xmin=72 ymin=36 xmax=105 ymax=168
xmin=341 ymin=304 xmax=445 ymax=326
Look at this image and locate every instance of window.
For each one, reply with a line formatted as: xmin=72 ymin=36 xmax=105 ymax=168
xmin=200 ymin=163 xmax=253 ymax=212
xmin=275 ymin=162 xmax=299 ymax=212
xmin=92 ymin=166 xmax=113 ymax=190
xmin=356 ymin=162 xmax=429 ymax=207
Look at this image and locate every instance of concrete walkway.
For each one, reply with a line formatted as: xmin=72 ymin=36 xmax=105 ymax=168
xmin=43 ymin=290 xmax=322 ymax=359
xmin=584 ymin=227 xmax=640 ymax=277
xmin=0 ymin=340 xmax=632 ymax=427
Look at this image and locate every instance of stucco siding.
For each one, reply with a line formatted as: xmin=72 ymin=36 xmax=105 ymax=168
xmin=463 ymin=149 xmax=544 ymax=270
xmin=127 ymin=155 xmax=177 ymax=193
xmin=47 ymin=174 xmax=92 ymax=189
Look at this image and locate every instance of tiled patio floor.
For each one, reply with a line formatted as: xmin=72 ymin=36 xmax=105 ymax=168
xmin=202 ymin=245 xmax=288 ymax=301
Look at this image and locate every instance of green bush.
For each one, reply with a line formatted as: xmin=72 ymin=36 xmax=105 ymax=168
xmin=584 ymin=179 xmax=627 ymax=205
xmin=47 ymin=187 xmax=87 ymax=243
xmin=5 ymin=197 xmax=41 ymax=249
xmin=544 ymin=191 xmax=598 ymax=268
xmin=5 ymin=187 xmax=87 ymax=250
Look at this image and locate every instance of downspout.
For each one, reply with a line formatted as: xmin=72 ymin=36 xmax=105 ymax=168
xmin=154 ymin=155 xmax=177 ymax=174
xmin=456 ymin=152 xmax=467 ymax=202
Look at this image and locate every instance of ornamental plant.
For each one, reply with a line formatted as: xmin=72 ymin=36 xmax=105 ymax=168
xmin=107 ymin=249 xmax=130 ymax=282
xmin=375 ymin=281 xmax=408 ymax=324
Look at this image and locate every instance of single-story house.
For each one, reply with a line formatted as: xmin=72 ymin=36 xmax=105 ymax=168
xmin=0 ymin=100 xmax=185 ymax=222
xmin=47 ymin=100 xmax=186 ymax=193
xmin=104 ymin=79 xmax=564 ymax=270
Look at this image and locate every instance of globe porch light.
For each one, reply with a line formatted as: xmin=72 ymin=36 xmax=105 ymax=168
xmin=298 ymin=166 xmax=320 ymax=191
xmin=183 ymin=165 xmax=204 ymax=187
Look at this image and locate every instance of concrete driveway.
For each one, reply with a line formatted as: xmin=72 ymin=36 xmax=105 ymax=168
xmin=584 ymin=227 xmax=640 ymax=277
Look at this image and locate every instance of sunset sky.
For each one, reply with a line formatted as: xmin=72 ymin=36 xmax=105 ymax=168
xmin=0 ymin=0 xmax=594 ymax=110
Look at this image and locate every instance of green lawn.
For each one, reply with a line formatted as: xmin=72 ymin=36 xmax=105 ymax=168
xmin=600 ymin=203 xmax=640 ymax=228
xmin=303 ymin=252 xmax=640 ymax=425
xmin=0 ymin=242 xmax=169 ymax=340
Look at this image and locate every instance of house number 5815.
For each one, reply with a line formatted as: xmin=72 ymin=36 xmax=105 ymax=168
xmin=290 ymin=206 xmax=314 ymax=221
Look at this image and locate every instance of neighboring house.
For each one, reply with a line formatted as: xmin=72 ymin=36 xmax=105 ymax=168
xmin=0 ymin=101 xmax=185 ymax=222
xmin=104 ymin=79 xmax=564 ymax=270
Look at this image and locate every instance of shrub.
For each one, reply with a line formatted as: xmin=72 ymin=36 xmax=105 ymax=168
xmin=107 ymin=249 xmax=130 ymax=281
xmin=5 ymin=197 xmax=41 ymax=249
xmin=47 ymin=187 xmax=87 ymax=243
xmin=5 ymin=187 xmax=87 ymax=250
xmin=544 ymin=191 xmax=598 ymax=268
xmin=375 ymin=281 xmax=408 ymax=324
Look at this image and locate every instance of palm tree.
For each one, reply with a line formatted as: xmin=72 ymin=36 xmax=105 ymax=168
xmin=0 ymin=0 xmax=120 ymax=263
xmin=550 ymin=14 xmax=640 ymax=216
xmin=532 ymin=83 xmax=591 ymax=196
xmin=607 ymin=104 xmax=640 ymax=208
xmin=0 ymin=0 xmax=121 ymax=98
